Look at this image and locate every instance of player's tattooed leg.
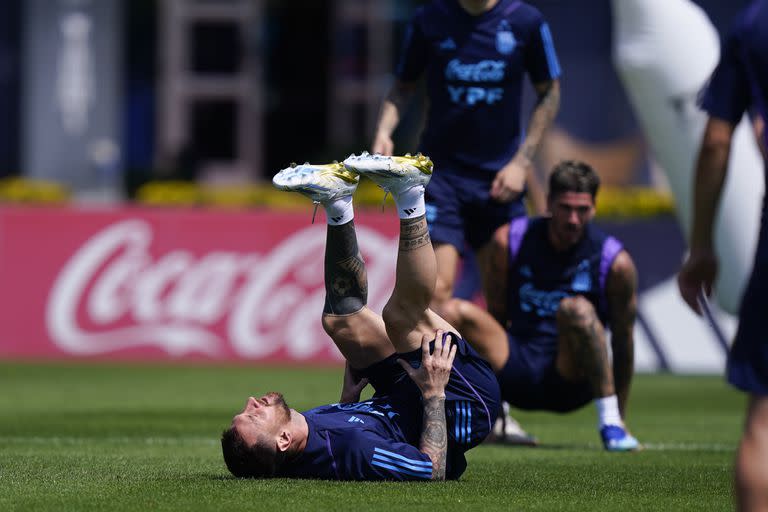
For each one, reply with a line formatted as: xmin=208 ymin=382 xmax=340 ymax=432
xmin=558 ymin=297 xmax=614 ymax=396
xmin=323 ymin=221 xmax=368 ymax=315
xmin=399 ymin=215 xmax=431 ymax=252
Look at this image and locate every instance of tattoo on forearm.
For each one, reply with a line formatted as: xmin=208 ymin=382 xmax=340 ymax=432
xmin=399 ymin=216 xmax=431 ymax=252
xmin=323 ymin=221 xmax=368 ymax=315
xmin=420 ymin=396 xmax=447 ymax=480
xmin=519 ymin=83 xmax=560 ymax=162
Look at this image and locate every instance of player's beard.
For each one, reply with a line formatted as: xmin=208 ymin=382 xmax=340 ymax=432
xmin=265 ymin=391 xmax=291 ymax=423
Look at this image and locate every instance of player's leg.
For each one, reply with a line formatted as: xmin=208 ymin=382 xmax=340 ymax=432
xmin=433 ymin=243 xmax=461 ymax=312
xmin=441 ymin=298 xmax=508 ymax=372
xmin=344 ymin=153 xmax=456 ymax=353
xmin=735 ymin=395 xmax=768 ymax=512
xmin=555 ymin=295 xmax=638 ymax=451
xmin=273 ymin=162 xmax=394 ymax=369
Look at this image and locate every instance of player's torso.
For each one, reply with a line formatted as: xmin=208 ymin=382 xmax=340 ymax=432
xmin=507 ymin=219 xmax=614 ymax=337
xmin=282 ymin=400 xmax=416 ymax=479
xmin=419 ymin=1 xmax=530 ymax=111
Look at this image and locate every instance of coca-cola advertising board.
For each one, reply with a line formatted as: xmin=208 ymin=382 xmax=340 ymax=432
xmin=0 ymin=206 xmax=400 ymax=363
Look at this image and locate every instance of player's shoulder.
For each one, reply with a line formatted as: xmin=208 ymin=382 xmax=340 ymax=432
xmin=502 ymin=1 xmax=546 ymax=27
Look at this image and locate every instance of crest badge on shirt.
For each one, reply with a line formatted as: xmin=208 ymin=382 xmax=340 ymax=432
xmin=571 ymin=260 xmax=592 ymax=292
xmin=496 ymin=20 xmax=516 ymax=55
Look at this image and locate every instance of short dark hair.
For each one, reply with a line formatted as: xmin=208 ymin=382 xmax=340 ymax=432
xmin=548 ymin=160 xmax=600 ymax=200
xmin=221 ymin=426 xmax=285 ymax=478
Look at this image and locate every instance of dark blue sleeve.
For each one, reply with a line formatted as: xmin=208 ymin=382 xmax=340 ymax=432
xmin=700 ymin=26 xmax=751 ymax=124
xmin=395 ymin=9 xmax=428 ymax=82
xmin=523 ymin=11 xmax=561 ymax=84
xmin=329 ymin=430 xmax=434 ymax=481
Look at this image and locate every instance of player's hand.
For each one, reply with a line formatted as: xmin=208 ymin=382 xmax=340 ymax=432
xmin=490 ymin=159 xmax=528 ymax=202
xmin=372 ymin=132 xmax=394 ymax=156
xmin=397 ymin=330 xmax=457 ymax=400
xmin=677 ymin=248 xmax=718 ymax=315
xmin=340 ymin=362 xmax=369 ymax=403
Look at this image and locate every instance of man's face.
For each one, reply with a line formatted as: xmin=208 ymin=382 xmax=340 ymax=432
xmin=547 ymin=192 xmax=595 ymax=248
xmin=231 ymin=392 xmax=292 ymax=447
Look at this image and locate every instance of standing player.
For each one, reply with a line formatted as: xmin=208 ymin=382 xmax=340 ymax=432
xmin=678 ymin=1 xmax=768 ymax=509
xmin=221 ymin=154 xmax=500 ymax=480
xmin=441 ymin=161 xmax=640 ymax=451
xmin=371 ymin=0 xmax=561 ymax=312
xmin=371 ymin=0 xmax=561 ymax=444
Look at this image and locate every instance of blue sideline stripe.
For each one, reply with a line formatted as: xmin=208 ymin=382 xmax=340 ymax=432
xmin=466 ymin=402 xmax=472 ymax=443
xmin=461 ymin=402 xmax=468 ymax=444
xmin=455 ymin=402 xmax=461 ymax=442
xmin=373 ymin=447 xmax=432 ymax=467
xmin=372 ymin=454 xmax=433 ymax=474
xmin=540 ymin=23 xmax=561 ymax=78
xmin=371 ymin=460 xmax=432 ymax=479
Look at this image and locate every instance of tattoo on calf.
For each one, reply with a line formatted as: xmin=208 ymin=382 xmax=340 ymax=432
xmin=323 ymin=222 xmax=368 ymax=315
xmin=399 ymin=216 xmax=431 ymax=252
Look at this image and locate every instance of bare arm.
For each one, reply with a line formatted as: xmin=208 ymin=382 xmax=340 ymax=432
xmin=678 ymin=117 xmax=734 ymax=313
xmin=605 ymin=251 xmax=637 ymax=417
xmin=484 ymin=225 xmax=510 ymax=327
xmin=490 ymin=79 xmax=560 ymax=202
xmin=372 ymin=80 xmax=418 ymax=155
xmin=397 ymin=330 xmax=456 ymax=480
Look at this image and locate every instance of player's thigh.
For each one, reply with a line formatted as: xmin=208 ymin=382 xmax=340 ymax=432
xmin=322 ymin=307 xmax=395 ymax=369
xmin=381 ymin=301 xmax=460 ymax=354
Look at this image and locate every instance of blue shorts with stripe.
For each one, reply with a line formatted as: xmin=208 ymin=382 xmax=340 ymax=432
xmin=360 ymin=333 xmax=501 ymax=478
xmin=497 ymin=333 xmax=593 ymax=412
xmin=424 ymin=157 xmax=527 ymax=253
xmin=728 ymin=259 xmax=768 ymax=396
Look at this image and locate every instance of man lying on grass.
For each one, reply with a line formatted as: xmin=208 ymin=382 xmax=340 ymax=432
xmin=221 ymin=154 xmax=500 ymax=480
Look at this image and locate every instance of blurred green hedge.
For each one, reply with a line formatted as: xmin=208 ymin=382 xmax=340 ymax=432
xmin=0 ymin=177 xmax=676 ymax=220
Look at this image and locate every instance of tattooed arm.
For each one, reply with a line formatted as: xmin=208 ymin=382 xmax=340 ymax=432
xmin=397 ymin=330 xmax=456 ymax=480
xmin=372 ymin=80 xmax=418 ymax=156
xmin=490 ymin=80 xmax=560 ymax=202
xmin=605 ymin=251 xmax=638 ymax=417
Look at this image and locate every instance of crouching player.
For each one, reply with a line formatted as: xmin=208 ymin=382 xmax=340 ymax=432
xmin=221 ymin=153 xmax=500 ymax=480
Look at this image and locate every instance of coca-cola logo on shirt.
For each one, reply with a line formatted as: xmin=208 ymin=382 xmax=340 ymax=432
xmin=45 ymin=220 xmax=398 ymax=359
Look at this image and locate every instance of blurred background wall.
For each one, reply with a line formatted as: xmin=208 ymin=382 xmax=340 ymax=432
xmin=0 ymin=0 xmax=750 ymax=200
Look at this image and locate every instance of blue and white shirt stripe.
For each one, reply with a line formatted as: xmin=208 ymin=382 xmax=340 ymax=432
xmin=371 ymin=447 xmax=433 ymax=479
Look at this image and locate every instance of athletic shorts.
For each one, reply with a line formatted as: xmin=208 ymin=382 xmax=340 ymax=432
xmin=424 ymin=158 xmax=527 ymax=252
xmin=360 ymin=333 xmax=501 ymax=479
xmin=728 ymin=262 xmax=768 ymax=396
xmin=497 ymin=333 xmax=593 ymax=412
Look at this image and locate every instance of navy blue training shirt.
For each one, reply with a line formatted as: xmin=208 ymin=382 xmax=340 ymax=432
xmin=279 ymin=398 xmax=434 ymax=481
xmin=396 ymin=0 xmax=560 ymax=172
xmin=505 ymin=217 xmax=623 ymax=338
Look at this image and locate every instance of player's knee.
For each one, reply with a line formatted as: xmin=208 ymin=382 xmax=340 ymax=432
xmin=322 ymin=314 xmax=357 ymax=343
xmin=432 ymin=277 xmax=454 ymax=307
xmin=557 ymin=296 xmax=598 ymax=332
xmin=438 ymin=298 xmax=463 ymax=325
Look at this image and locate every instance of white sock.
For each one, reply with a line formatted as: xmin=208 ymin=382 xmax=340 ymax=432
xmin=323 ymin=195 xmax=354 ymax=225
xmin=595 ymin=395 xmax=622 ymax=428
xmin=392 ymin=185 xmax=425 ymax=219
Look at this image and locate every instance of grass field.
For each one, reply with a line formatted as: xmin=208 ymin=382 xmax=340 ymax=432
xmin=0 ymin=363 xmax=744 ymax=511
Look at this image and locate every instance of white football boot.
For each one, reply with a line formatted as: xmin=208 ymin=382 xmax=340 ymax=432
xmin=272 ymin=161 xmax=359 ymax=203
xmin=342 ymin=152 xmax=433 ymax=195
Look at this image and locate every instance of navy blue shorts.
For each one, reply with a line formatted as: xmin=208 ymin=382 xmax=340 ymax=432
xmin=360 ymin=333 xmax=501 ymax=478
xmin=424 ymin=158 xmax=527 ymax=252
xmin=728 ymin=262 xmax=768 ymax=396
xmin=497 ymin=333 xmax=593 ymax=412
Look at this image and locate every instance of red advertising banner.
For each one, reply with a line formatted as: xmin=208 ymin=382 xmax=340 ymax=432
xmin=0 ymin=206 xmax=400 ymax=363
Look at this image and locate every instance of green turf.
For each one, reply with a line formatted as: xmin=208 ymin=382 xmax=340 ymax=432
xmin=0 ymin=363 xmax=744 ymax=511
